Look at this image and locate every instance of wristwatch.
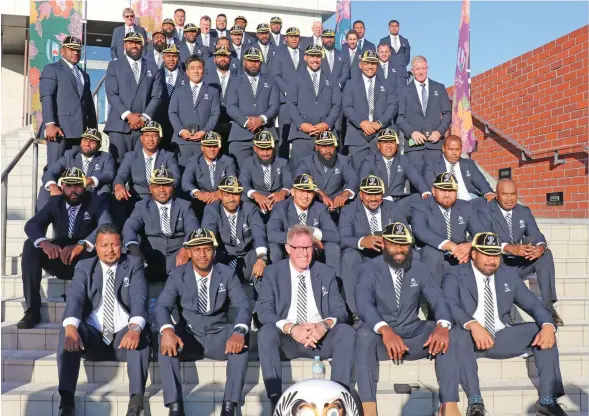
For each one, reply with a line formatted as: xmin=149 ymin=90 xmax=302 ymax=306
xmin=257 ymin=254 xmax=269 ymax=264
xmin=437 ymin=321 xmax=451 ymax=329
xmin=233 ymin=326 xmax=247 ymax=336
xmin=321 ymin=321 xmax=331 ymax=333
xmin=128 ymin=324 xmax=142 ymax=333
xmin=77 ymin=240 xmax=87 ymax=250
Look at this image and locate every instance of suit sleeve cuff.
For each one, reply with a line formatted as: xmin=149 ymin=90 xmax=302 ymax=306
xmin=44 ymin=181 xmax=57 ymax=191
xmin=63 ymin=317 xmax=81 ymax=328
xmin=89 ymin=177 xmax=99 ymax=188
xmin=281 ymin=188 xmax=290 ymax=195
xmin=34 ymin=237 xmax=49 ymax=248
xmin=501 ymin=242 xmax=508 ymax=254
xmin=261 ymin=115 xmax=268 ymax=125
xmin=129 ymin=317 xmax=146 ymax=330
xmin=324 ymin=317 xmax=337 ymax=327
xmin=542 ymin=322 xmax=556 ymax=332
xmin=45 ymin=122 xmax=56 ymax=125
xmin=345 ymin=189 xmax=355 ymax=199
xmin=179 ymin=129 xmax=186 ymax=137
xmin=422 ymin=192 xmax=432 ymax=197
xmin=383 ymin=196 xmax=393 ymax=201
xmin=234 ymin=323 xmax=249 ymax=333
xmin=243 ymin=120 xmax=249 ymax=128
xmin=313 ymin=227 xmax=323 ymax=241
xmin=358 ymin=237 xmax=365 ymax=250
xmin=121 ymin=111 xmax=131 ymax=121
xmin=159 ymin=324 xmax=175 ymax=334
xmin=276 ymin=319 xmax=291 ymax=333
xmin=191 ymin=189 xmax=200 ymax=197
xmin=436 ymin=319 xmax=452 ymax=329
xmin=141 ymin=113 xmax=151 ymax=121
xmin=82 ymin=240 xmax=95 ymax=252
xmin=247 ymin=190 xmax=256 ymax=198
xmin=438 ymin=240 xmax=449 ymax=250
xmin=537 ymin=242 xmax=547 ymax=247
xmin=463 ymin=319 xmax=477 ymax=330
xmin=255 ymin=247 xmax=268 ymax=256
xmin=374 ymin=321 xmax=387 ymax=334
xmin=126 ymin=241 xmax=139 ymax=249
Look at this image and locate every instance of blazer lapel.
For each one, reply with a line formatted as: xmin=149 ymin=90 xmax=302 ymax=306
xmin=398 ymin=266 xmax=414 ymax=311
xmin=114 ymin=258 xmax=128 ymax=303
xmin=134 ymin=59 xmax=148 ymax=92
xmin=491 ymin=202 xmax=511 ymax=241
xmin=194 ymin=83 xmax=206 ymax=108
xmin=317 ymin=70 xmax=328 ymax=96
xmin=59 ymin=60 xmax=79 ymax=95
xmin=388 ymin=154 xmax=401 ymax=186
xmin=426 ymin=80 xmax=435 ymax=112
xmin=72 ymin=198 xmax=88 ymax=237
xmin=492 ymin=271 xmax=507 ymax=320
xmin=236 ymin=206 xmax=245 ymax=242
xmin=169 ymin=199 xmax=180 ymax=233
xmin=379 ymin=259 xmax=397 ymax=312
xmin=90 ymin=260 xmax=103 ymax=305
xmin=356 ymin=202 xmax=371 ymax=235
xmin=147 ymin=200 xmax=163 ymax=234
xmin=311 ymin=267 xmax=323 ymax=314
xmin=408 ymin=81 xmax=421 ymax=105
xmin=254 ymin=75 xmax=264 ymax=99
xmin=213 ymin=158 xmax=223 ymax=185
xmin=270 ymin=160 xmax=279 ymax=189
xmin=464 ymin=264 xmax=478 ymax=303
xmin=209 ymin=266 xmax=222 ymax=311
xmin=429 ymin=199 xmax=446 ymax=238
xmin=288 ymin=200 xmax=302 ymax=225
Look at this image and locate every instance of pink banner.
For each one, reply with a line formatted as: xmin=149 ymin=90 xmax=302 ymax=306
xmin=132 ymin=0 xmax=162 ymax=41
xmin=451 ymin=0 xmax=475 ymax=153
xmin=335 ymin=0 xmax=351 ymax=50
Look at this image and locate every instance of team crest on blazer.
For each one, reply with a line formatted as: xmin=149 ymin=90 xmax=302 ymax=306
xmin=434 ymin=90 xmax=439 ymax=96
xmin=334 ymin=168 xmax=340 ymax=175
xmin=94 ymin=164 xmax=100 ymax=170
xmin=380 ymin=85 xmax=385 ymax=92
xmin=147 ymin=70 xmax=153 ymax=77
xmin=458 ymin=216 xmax=465 ymax=224
xmin=325 ymin=79 xmax=330 ymax=86
xmin=204 ymin=93 xmax=209 ymax=100
xmin=410 ymin=278 xmax=418 ymax=287
xmin=313 ymin=219 xmax=319 ymax=227
xmin=242 ymin=223 xmax=249 ymax=232
xmin=180 ymin=79 xmax=185 ymax=85
xmin=276 ymin=167 xmax=281 ymax=175
xmin=123 ymin=276 xmax=130 ymax=287
xmin=519 ymin=220 xmax=525 ymax=228
xmin=83 ymin=211 xmax=91 ymax=220
xmin=504 ymin=283 xmax=511 ymax=292
xmin=397 ymin=165 xmax=402 ymax=172
xmin=392 ymin=67 xmax=396 ymax=72
xmin=466 ymin=170 xmax=471 ymax=176
xmin=321 ymin=286 xmax=328 ymax=296
xmin=263 ymin=81 xmax=269 ymax=88
xmin=218 ymin=283 xmax=226 ymax=293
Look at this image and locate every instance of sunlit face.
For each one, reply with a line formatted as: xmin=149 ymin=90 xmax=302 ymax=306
xmin=285 ymin=233 xmax=314 ymax=270
xmin=496 ymin=180 xmax=518 ymax=211
xmin=378 ymin=44 xmax=391 ymax=63
xmin=472 ymin=250 xmax=501 ymax=276
xmin=305 ymin=54 xmax=322 ymax=71
xmin=188 ymin=244 xmax=215 ymax=272
xmin=162 ymin=23 xmax=175 ymax=37
xmin=292 ymin=188 xmax=314 ymax=210
xmin=174 ymin=11 xmax=185 ymax=26
xmin=62 ymin=183 xmax=85 ymax=205
xmin=257 ymin=31 xmax=270 ymax=45
xmin=433 ymin=187 xmax=457 ymax=209
xmin=216 ymin=15 xmax=227 ymax=30
xmin=152 ymin=33 xmax=166 ymax=49
xmin=384 ymin=240 xmax=411 ymax=264
xmin=254 ymin=145 xmax=274 ymax=161
xmin=230 ymin=32 xmax=243 ymax=46
xmin=124 ymin=40 xmax=143 ymax=60
xmin=220 ymin=191 xmax=240 ymax=213
xmin=123 ymin=11 xmax=135 ymax=26
xmin=270 ymin=22 xmax=282 ymax=34
xmin=353 ymin=22 xmax=365 ymax=39
xmin=389 ymin=21 xmax=400 ymax=35
xmin=140 ymin=131 xmax=160 ymax=153
xmin=316 ymin=144 xmax=335 ymax=160
xmin=79 ymin=138 xmax=99 ymax=157
xmin=360 ymin=191 xmax=383 ymax=211
xmin=312 ymin=22 xmax=323 ymax=37
xmin=412 ymin=59 xmax=428 ymax=83
xmin=200 ymin=18 xmax=211 ymax=34
xmin=443 ymin=138 xmax=462 ymax=164
xmin=377 ymin=140 xmax=398 ymax=158
xmin=201 ymin=144 xmax=221 ymax=161
xmin=150 ymin=183 xmax=174 ymax=204
xmin=96 ymin=232 xmax=122 ymax=266
xmin=186 ymin=60 xmax=204 ymax=83
xmin=163 ymin=52 xmax=179 ymax=70
xmin=346 ymin=34 xmax=358 ymax=50
xmin=360 ymin=60 xmax=377 ymax=78
xmin=286 ymin=34 xmax=300 ymax=49
xmin=61 ymin=46 xmax=81 ymax=65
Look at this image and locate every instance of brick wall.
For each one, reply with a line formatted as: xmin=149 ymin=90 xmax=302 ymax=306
xmin=454 ymin=25 xmax=588 ymax=218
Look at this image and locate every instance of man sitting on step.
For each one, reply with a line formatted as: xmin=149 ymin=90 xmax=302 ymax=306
xmin=442 ymin=232 xmax=566 ymax=416
xmin=19 ymin=167 xmax=111 ymax=329
xmin=57 ymin=223 xmax=150 ymax=416
xmin=477 ymin=178 xmax=562 ymax=325
xmin=156 ymin=228 xmax=251 ymax=416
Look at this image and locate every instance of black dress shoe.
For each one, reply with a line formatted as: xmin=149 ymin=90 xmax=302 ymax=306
xmin=57 ymin=406 xmax=74 ymax=416
xmin=551 ymin=309 xmax=564 ymax=327
xmin=220 ymin=400 xmax=236 ymax=416
xmin=466 ymin=403 xmax=486 ymax=416
xmin=270 ymin=396 xmax=280 ymax=414
xmin=168 ymin=402 xmax=184 ymax=416
xmin=17 ymin=310 xmax=41 ymax=329
xmin=536 ymin=402 xmax=568 ymax=416
xmin=126 ymin=403 xmax=143 ymax=416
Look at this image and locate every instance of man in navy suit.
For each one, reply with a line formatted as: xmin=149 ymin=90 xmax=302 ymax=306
xmin=339 ymin=176 xmax=406 ymax=319
xmin=355 ymin=222 xmax=457 ymax=416
xmin=266 ymin=174 xmax=341 ymax=277
xmin=110 ymin=8 xmax=147 ymax=60
xmin=38 ymin=128 xmax=114 ymax=210
xmin=376 ymin=43 xmax=405 ymax=93
xmin=254 ymin=23 xmax=277 ymax=76
xmin=202 ymin=176 xmax=268 ymax=285
xmin=229 ymin=25 xmax=247 ymax=61
xmin=424 ymin=135 xmax=495 ymax=210
xmin=348 ymin=20 xmax=376 ymax=53
xmin=238 ymin=131 xmax=292 ymax=218
xmin=168 ymin=55 xmax=220 ymax=167
xmin=358 ymin=128 xmax=431 ymax=219
xmin=123 ymin=168 xmax=199 ymax=281
xmin=269 ymin=16 xmax=286 ymax=48
xmin=321 ymin=28 xmax=350 ymax=90
xmin=271 ymin=26 xmax=305 ymax=157
xmin=105 ymin=31 xmax=162 ymax=165
xmin=397 ymin=55 xmax=451 ymax=174
xmin=57 ymin=224 xmax=150 ymax=416
xmin=162 ymin=18 xmax=180 ymax=48
xmin=178 ymin=23 xmax=211 ymax=64
xmin=214 ymin=14 xmax=229 ymax=39
xmin=411 ymin=173 xmax=483 ymax=275
xmin=19 ymin=168 xmax=111 ymax=329
xmin=477 ymin=179 xmax=562 ymax=325
xmin=173 ymin=8 xmax=186 ymax=41
xmin=256 ymin=224 xmax=356 ymax=410
xmin=343 ymin=50 xmax=397 ymax=171
xmin=295 ymin=131 xmax=358 ymax=211
xmin=39 ymin=36 xmax=97 ymax=166
xmin=341 ymin=30 xmax=362 ymax=80
xmin=379 ymin=20 xmax=411 ymax=73
xmin=300 ymin=21 xmax=323 ymax=50
xmin=234 ymin=16 xmax=256 ymax=47
xmin=196 ymin=15 xmax=217 ymax=56
xmin=225 ymin=47 xmax=280 ymax=169
xmin=442 ymin=232 xmax=565 ymax=416
xmin=156 ymin=228 xmax=251 ymax=416
xmin=144 ymin=30 xmax=166 ymax=69
xmin=287 ymin=45 xmax=342 ymax=171
xmin=204 ymin=38 xmax=241 ymax=78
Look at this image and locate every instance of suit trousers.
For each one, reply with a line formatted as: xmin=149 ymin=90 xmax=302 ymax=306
xmin=404 ymin=148 xmax=442 ymax=176
xmin=142 ymin=246 xmax=181 ymax=282
xmin=57 ymin=322 xmax=150 ymax=396
xmin=158 ymin=324 xmax=249 ymax=405
xmin=347 ymin=143 xmax=377 ymax=173
xmin=257 ymin=323 xmax=356 ymax=399
xmin=269 ymin=242 xmax=341 ymax=277
xmin=289 ymin=138 xmax=315 ymax=176
xmin=175 ymin=143 xmax=202 ymax=170
xmin=341 ymin=248 xmax=380 ymax=313
xmin=228 ymin=141 xmax=254 ymax=171
xmin=109 ymin=131 xmax=142 ymax=166
xmin=504 ymin=250 xmax=557 ymax=307
xmin=455 ymin=323 xmax=564 ymax=399
xmin=215 ymin=248 xmax=259 ymax=286
xmin=393 ymin=193 xmax=422 ymax=222
xmin=277 ymin=103 xmax=291 ymax=159
xmin=46 ymin=138 xmax=81 ymax=167
xmin=355 ymin=321 xmax=459 ymax=403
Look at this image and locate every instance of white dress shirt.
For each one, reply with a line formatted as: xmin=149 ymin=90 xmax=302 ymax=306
xmin=176 ymin=26 xmax=184 ymax=39
xmin=380 ymin=61 xmax=388 ymax=79
xmin=44 ymin=155 xmax=98 ymax=190
xmin=222 ymin=207 xmax=267 ymax=255
xmin=179 ymin=81 xmax=203 ymax=137
xmin=497 ymin=206 xmax=546 ymax=252
xmin=201 ymin=33 xmax=210 ymax=47
xmin=313 ymin=36 xmax=321 ymax=46
xmin=190 ymin=157 xmax=215 ymax=196
xmin=361 ymin=74 xmax=380 ymax=124
xmin=348 ymin=47 xmax=357 ymax=62
xmin=45 ymin=59 xmax=85 ymax=128
xmin=121 ymin=56 xmax=151 ymax=121
xmin=276 ymin=262 xmax=337 ymax=331
xmin=143 ymin=149 xmax=158 ymax=178
xmin=414 ymin=78 xmax=429 ymax=109
xmin=443 ymin=156 xmax=471 ymax=201
xmin=243 ymin=74 xmax=268 ymax=127
xmin=307 ymin=67 xmax=321 ymax=80
xmin=34 ymin=202 xmax=94 ymax=250
xmin=437 ymin=204 xmax=453 ymax=250
xmin=216 ymin=29 xmax=227 ymax=38
xmin=467 ymin=264 xmax=506 ymax=332
xmin=153 ymin=49 xmax=163 ymax=66
xmin=234 ymin=44 xmax=242 ymax=59
xmin=389 ymin=34 xmax=400 ymax=52
xmin=63 ymin=261 xmax=146 ymax=332
xmin=358 ymin=205 xmax=382 ymax=250
xmin=185 ymin=40 xmax=196 ymax=55
xmin=165 ymin=67 xmax=178 ymax=88
xmin=294 ymin=203 xmax=322 ymax=240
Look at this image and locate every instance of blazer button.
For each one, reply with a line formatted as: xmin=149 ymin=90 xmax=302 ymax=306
xmin=253 ymin=103 xmax=257 ymax=106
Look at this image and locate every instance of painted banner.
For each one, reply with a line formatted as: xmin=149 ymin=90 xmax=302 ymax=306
xmin=451 ymin=0 xmax=475 ymax=153
xmin=335 ymin=0 xmax=351 ymax=51
xmin=29 ymin=0 xmax=83 ymax=132
xmin=132 ymin=0 xmax=163 ymax=41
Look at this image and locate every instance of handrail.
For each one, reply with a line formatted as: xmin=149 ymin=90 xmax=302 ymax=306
xmin=92 ymin=73 xmax=107 ymax=98
xmin=471 ymin=110 xmax=533 ymax=160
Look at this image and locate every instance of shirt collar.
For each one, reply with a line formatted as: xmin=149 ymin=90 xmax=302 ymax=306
xmin=61 ymin=58 xmax=76 ymax=69
xmin=189 ymin=80 xmax=203 ymax=89
xmin=217 ymin=68 xmax=230 ymax=78
xmin=222 ymin=206 xmax=239 ymax=218
xmin=194 ymin=266 xmax=213 ymax=281
xmin=288 ymin=260 xmax=310 ymax=279
xmin=165 ymin=67 xmax=178 ymax=77
xmin=362 ymin=73 xmax=375 ymax=84
xmin=414 ymin=77 xmax=429 ymax=89
xmin=81 ymin=154 xmax=93 ymax=162
xmin=65 ymin=202 xmax=81 ymax=211
xmin=307 ymin=67 xmax=321 ymax=78
xmin=443 ymin=155 xmax=458 ymax=166
xmin=288 ymin=46 xmax=298 ymax=53
xmin=155 ymin=199 xmax=172 ymax=210
xmin=349 ymin=47 xmax=357 ymax=54
xmin=126 ymin=54 xmax=141 ymax=66
xmin=293 ymin=203 xmax=307 ymax=217
xmin=498 ymin=205 xmax=512 ymax=217
xmin=100 ymin=260 xmax=118 ymax=275
xmin=471 ymin=262 xmax=493 ymax=282
xmin=363 ymin=204 xmax=381 ymax=216
xmin=205 ymin=158 xmax=217 ymax=166
xmin=143 ymin=149 xmax=157 ymax=160
xmin=246 ymin=73 xmax=259 ymax=82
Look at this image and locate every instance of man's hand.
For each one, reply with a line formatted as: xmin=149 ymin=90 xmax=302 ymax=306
xmin=410 ymin=131 xmax=427 ymax=145
xmin=308 ymin=322 xmax=328 ymax=343
xmin=85 ymin=177 xmax=95 ymax=188
xmin=524 ymin=245 xmax=545 ymax=261
xmin=175 ymin=247 xmax=190 ymax=267
xmin=422 ymin=193 xmax=431 ymax=199
xmin=309 ymin=122 xmax=330 ymax=135
xmin=360 ymin=235 xmax=383 ymax=251
xmin=299 ymin=123 xmax=315 ymax=134
xmin=532 ymin=325 xmax=556 ymax=350
xmin=60 ymin=244 xmax=84 ymax=265
xmin=269 ymin=189 xmax=289 ymax=203
xmin=225 ymin=332 xmax=245 ymax=354
xmin=452 ymin=242 xmax=472 ymax=264
xmin=208 ymin=190 xmax=222 ymax=203
xmin=290 ymin=323 xmax=316 ymax=347
xmin=251 ymin=258 xmax=266 ymax=279
xmin=48 ymin=184 xmax=63 ymax=196
xmin=246 ymin=116 xmax=264 ymax=132
xmin=484 ymin=193 xmax=496 ymax=203
xmin=127 ymin=244 xmax=144 ymax=262
xmin=64 ymin=325 xmax=84 ymax=352
xmin=114 ymin=184 xmax=131 ymax=201
xmin=180 ymin=130 xmax=194 ymax=141
xmin=313 ymin=237 xmax=324 ymax=251
xmin=423 ymin=323 xmax=449 ymax=355
xmin=39 ymin=240 xmax=62 ymax=259
xmin=466 ymin=321 xmax=494 ymax=351
xmin=333 ymin=190 xmax=352 ymax=208
xmin=126 ymin=113 xmax=143 ymax=130
xmin=379 ymin=325 xmax=409 ymax=361
xmin=428 ymin=131 xmax=442 ymax=143
xmin=193 ymin=190 xmax=218 ymax=203
xmin=45 ymin=124 xmax=64 ymax=142
xmin=317 ymin=190 xmax=335 ymax=209
xmin=441 ymin=241 xmax=458 ymax=253
xmin=192 ymin=131 xmax=206 ymax=141
xmin=503 ymin=244 xmax=527 ymax=257
xmin=252 ymin=192 xmax=273 ymax=212
xmin=360 ymin=120 xmax=377 ymax=136
xmin=119 ymin=328 xmax=141 ymax=350
xmin=160 ymin=328 xmax=184 ymax=357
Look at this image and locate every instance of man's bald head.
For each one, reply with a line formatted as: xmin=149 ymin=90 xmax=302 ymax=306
xmin=496 ymin=178 xmax=518 ymax=210
xmin=496 ymin=178 xmax=517 ymax=193
xmin=442 ymin=135 xmax=462 ymax=164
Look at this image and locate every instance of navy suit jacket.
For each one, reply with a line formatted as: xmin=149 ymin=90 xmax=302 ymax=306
xmin=123 ymin=197 xmax=199 ymax=255
xmin=225 ymin=74 xmax=280 ymax=142
xmin=63 ymin=255 xmax=147 ymax=325
xmin=342 ymin=76 xmax=397 ymax=148
xmin=411 ymin=198 xmax=482 ymax=249
xmin=376 ymin=62 xmax=404 ymax=94
xmin=25 ymin=193 xmax=111 ymax=246
xmin=397 ymin=79 xmax=451 ymax=152
xmin=114 ymin=148 xmax=180 ymax=199
xmin=287 ymin=69 xmax=342 ymax=141
xmin=110 ymin=25 xmax=148 ymax=60
xmin=295 ymin=154 xmax=358 ymax=199
xmin=195 ymin=33 xmax=218 ymax=56
xmin=378 ymin=34 xmax=411 ymax=70
xmin=38 ymin=60 xmax=97 ymax=140
xmin=342 ymin=38 xmax=376 ymax=56
xmin=256 ymin=259 xmax=348 ymax=325
xmin=477 ymin=201 xmax=547 ymax=246
xmin=321 ymin=49 xmax=350 ymax=90
xmin=144 ymin=44 xmax=164 ymax=69
xmin=442 ymin=263 xmax=553 ymax=329
xmin=156 ymin=67 xmax=189 ymax=130
xmin=356 ymin=255 xmax=451 ymax=337
xmin=204 ymin=56 xmax=241 ymax=78
xmin=203 ymin=69 xmax=237 ymax=124
xmin=266 ymin=199 xmax=340 ymax=244
xmin=341 ymin=47 xmax=363 ymax=80
xmin=253 ymin=41 xmax=277 ymax=77
xmin=270 ymin=33 xmax=286 ymax=49
xmin=155 ymin=262 xmax=251 ymax=336
xmin=339 ymin=199 xmax=405 ymax=249
xmin=202 ymin=201 xmax=267 ymax=257
xmin=42 ymin=149 xmax=115 ymax=195
xmin=179 ymin=40 xmax=212 ymax=64
xmin=239 ymin=156 xmax=293 ymax=197
xmin=424 ymin=156 xmax=493 ymax=198
xmin=272 ymin=46 xmax=305 ymax=104
xmin=181 ymin=154 xmax=237 ymax=193
xmin=358 ymin=152 xmax=430 ymax=198
xmin=104 ymin=57 xmax=162 ymax=134
xmin=168 ymin=82 xmax=221 ymax=145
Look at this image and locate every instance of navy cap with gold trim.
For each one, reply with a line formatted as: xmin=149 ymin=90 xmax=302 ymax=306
xmin=433 ymin=172 xmax=458 ymax=191
xmin=218 ymin=176 xmax=243 ymax=194
xmin=62 ymin=36 xmax=82 ymax=50
xmin=360 ymin=50 xmax=379 ymax=63
xmin=162 ymin=18 xmax=175 ymax=26
xmin=149 ymin=168 xmax=175 ymax=186
xmin=360 ymin=175 xmax=385 ymax=194
xmin=244 ymin=47 xmax=263 ymax=61
xmin=58 ymin=167 xmax=86 ymax=187
xmin=184 ymin=23 xmax=198 ymax=32
xmin=285 ymin=27 xmax=300 ymax=36
xmin=214 ymin=46 xmax=231 ymax=56
xmin=305 ymin=44 xmax=323 ymax=56
xmin=163 ymin=44 xmax=180 ymax=54
xmin=256 ymin=23 xmax=270 ymax=33
xmin=321 ymin=29 xmax=336 ymax=37
xmin=184 ymin=228 xmax=218 ymax=248
xmin=292 ymin=174 xmax=317 ymax=191
xmin=230 ymin=25 xmax=244 ymax=34
xmin=141 ymin=120 xmax=163 ymax=137
xmin=315 ymin=131 xmax=338 ymax=147
xmin=201 ymin=131 xmax=222 ymax=147
xmin=253 ymin=131 xmax=275 ymax=148
xmin=81 ymin=128 xmax=102 ymax=143
xmin=235 ymin=16 xmax=248 ymax=23
xmin=152 ymin=29 xmax=164 ymax=37
xmin=382 ymin=222 xmax=414 ymax=245
xmin=377 ymin=128 xmax=399 ymax=142
xmin=124 ymin=31 xmax=144 ymax=43
xmin=472 ymin=232 xmax=502 ymax=256
xmin=270 ymin=16 xmax=282 ymax=24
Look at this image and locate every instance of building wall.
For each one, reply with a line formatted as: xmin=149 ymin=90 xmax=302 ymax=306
xmin=466 ymin=25 xmax=588 ymax=219
xmin=1 ymin=54 xmax=27 ymax=134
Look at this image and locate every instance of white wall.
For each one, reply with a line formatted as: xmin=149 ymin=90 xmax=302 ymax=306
xmin=1 ymin=54 xmax=26 ymax=134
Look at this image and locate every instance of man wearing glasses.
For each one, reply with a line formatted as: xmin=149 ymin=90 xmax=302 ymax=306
xmin=110 ymin=8 xmax=147 ymax=60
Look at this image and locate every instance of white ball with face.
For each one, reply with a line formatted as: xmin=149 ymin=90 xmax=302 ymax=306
xmin=273 ymin=379 xmax=359 ymax=416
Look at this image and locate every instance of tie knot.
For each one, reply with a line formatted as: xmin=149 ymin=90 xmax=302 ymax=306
xmin=69 ymin=206 xmax=76 ymax=212
xmin=162 ymin=206 xmax=168 ymax=213
xmin=297 ymin=274 xmax=305 ymax=282
xmin=106 ymin=268 xmax=114 ymax=278
xmin=146 ymin=156 xmax=152 ymax=162
xmin=200 ymin=277 xmax=208 ymax=285
xmin=421 ymin=83 xmax=426 ymax=88
xmin=396 ymin=269 xmax=403 ymax=277
xmin=506 ymin=211 xmax=512 ymax=218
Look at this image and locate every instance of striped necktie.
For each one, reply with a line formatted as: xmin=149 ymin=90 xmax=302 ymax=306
xmin=198 ymin=277 xmax=208 ymax=313
xmin=505 ymin=211 xmax=515 ymax=244
xmin=382 ymin=62 xmax=388 ymax=79
xmin=220 ymin=74 xmax=228 ymax=99
xmin=167 ymin=72 xmax=174 ymax=97
xmin=250 ymin=75 xmax=258 ymax=98
xmin=322 ymin=164 xmax=328 ymax=173
xmin=393 ymin=36 xmax=399 ymax=52
xmin=394 ymin=269 xmax=403 ymax=308
xmin=67 ymin=206 xmax=76 ymax=238
xmin=156 ymin=52 xmax=162 ymax=68
xmin=368 ymin=77 xmax=374 ymax=121
xmin=296 ymin=274 xmax=307 ymax=323
xmin=161 ymin=206 xmax=172 ymax=237
xmin=82 ymin=158 xmax=90 ymax=175
xmin=385 ymin=159 xmax=393 ymax=187
xmin=349 ymin=50 xmax=355 ymax=67
xmin=443 ymin=208 xmax=452 ymax=240
xmin=188 ymin=42 xmax=195 ymax=55
xmin=327 ymin=51 xmax=334 ymax=73
xmin=72 ymin=66 xmax=83 ymax=97
xmin=484 ymin=277 xmax=496 ymax=337
xmin=132 ymin=61 xmax=140 ymax=84
xmin=263 ymin=165 xmax=272 ymax=191
xmin=369 ymin=211 xmax=379 ymax=234
xmin=299 ymin=211 xmax=307 ymax=225
xmin=229 ymin=214 xmax=238 ymax=245
xmin=449 ymin=163 xmax=459 ymax=198
xmin=145 ymin=156 xmax=153 ymax=183
xmin=420 ymin=83 xmax=428 ymax=115
xmin=209 ymin=162 xmax=216 ymax=189
xmin=291 ymin=49 xmax=299 ymax=69
xmin=102 ymin=268 xmax=115 ymax=344
xmin=312 ymin=72 xmax=319 ymax=96
xmin=192 ymin=84 xmax=199 ymax=106
xmin=203 ymin=34 xmax=209 ymax=47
